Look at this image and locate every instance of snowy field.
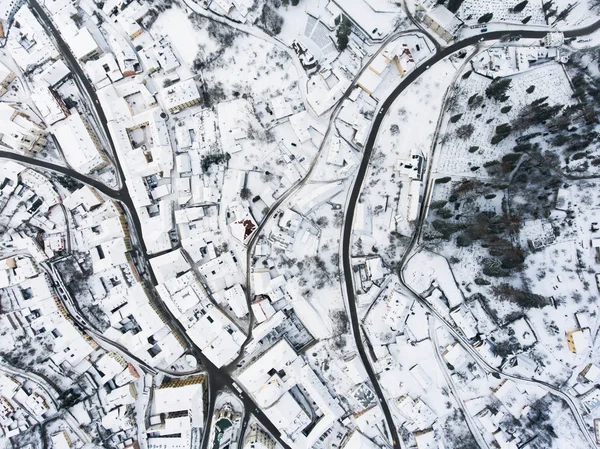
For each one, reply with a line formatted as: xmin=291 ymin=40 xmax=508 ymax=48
xmin=457 ymin=0 xmax=547 ymax=26
xmin=153 ymin=7 xmax=301 ymax=102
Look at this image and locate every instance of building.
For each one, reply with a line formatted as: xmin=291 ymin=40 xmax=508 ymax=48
xmin=102 ymin=23 xmax=140 ymax=76
xmin=243 ymin=424 xmax=274 ymax=449
xmin=357 ymin=43 xmax=414 ymax=95
xmin=50 ymin=430 xmax=72 ymax=449
xmin=70 ymin=28 xmax=102 ymax=62
xmin=160 ymin=79 xmax=202 ymax=113
xmin=0 ymin=103 xmax=47 ymax=155
xmin=212 ymin=403 xmax=242 ymax=449
xmin=8 ymin=6 xmax=60 ymax=71
xmin=566 ymin=328 xmax=591 ymax=353
xmin=40 ymin=59 xmax=70 ymax=87
xmin=420 ymin=3 xmax=463 ymax=43
xmin=52 ymin=110 xmax=108 ymax=174
xmin=0 ymin=61 xmax=15 ymax=96
xmin=116 ymin=1 xmax=150 ymax=39
xmin=148 ymin=376 xmax=205 ymax=448
xmin=31 ymin=86 xmax=69 ymax=125
xmin=581 ymin=364 xmax=600 ymax=383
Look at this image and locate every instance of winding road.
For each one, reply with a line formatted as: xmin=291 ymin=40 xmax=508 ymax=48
xmin=341 ymin=20 xmax=600 ymax=449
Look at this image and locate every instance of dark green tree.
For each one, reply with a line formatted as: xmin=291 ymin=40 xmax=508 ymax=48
xmin=485 ymin=78 xmax=512 ymax=100
xmin=478 ymin=12 xmax=493 ymax=23
xmin=336 ymin=15 xmax=352 ymax=50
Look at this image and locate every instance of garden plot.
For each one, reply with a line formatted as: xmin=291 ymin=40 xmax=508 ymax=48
xmin=457 ymin=0 xmax=547 ymax=26
xmin=153 ymin=7 xmax=300 ymax=104
xmin=552 ymin=0 xmax=598 ymax=28
xmin=436 ymin=62 xmax=575 ymax=177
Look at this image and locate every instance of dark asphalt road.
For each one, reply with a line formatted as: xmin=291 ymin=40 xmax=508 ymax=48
xmin=341 ymin=22 xmax=600 ymax=449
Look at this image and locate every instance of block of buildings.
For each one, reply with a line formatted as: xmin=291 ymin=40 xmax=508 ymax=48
xmin=161 ymin=79 xmax=201 ymax=113
xmin=0 ymin=61 xmax=15 ymax=96
xmin=52 ymin=110 xmax=108 ymax=174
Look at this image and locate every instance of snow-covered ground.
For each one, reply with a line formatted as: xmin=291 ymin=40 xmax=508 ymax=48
xmin=435 ymin=61 xmax=574 ymax=177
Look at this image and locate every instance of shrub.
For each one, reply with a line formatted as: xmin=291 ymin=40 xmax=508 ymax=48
xmin=492 ymin=283 xmax=547 ymax=308
xmin=492 ymin=123 xmax=512 ymax=144
xmin=447 ymin=0 xmax=466 ymax=13
xmin=201 ymin=152 xmax=231 ymax=172
xmin=468 ymin=94 xmax=484 ymax=108
xmin=478 ymin=12 xmax=494 ymax=23
xmin=432 ymin=220 xmax=465 ymax=239
xmin=240 ymin=187 xmax=252 ymax=200
xmin=513 ymin=0 xmax=528 ymax=13
xmin=430 ymin=200 xmax=448 ymax=210
xmin=456 ymin=123 xmax=475 ymax=139
xmin=450 ymin=113 xmax=463 ymax=123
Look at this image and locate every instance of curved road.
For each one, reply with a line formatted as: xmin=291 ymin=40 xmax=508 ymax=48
xmin=342 ymin=21 xmax=600 ymax=449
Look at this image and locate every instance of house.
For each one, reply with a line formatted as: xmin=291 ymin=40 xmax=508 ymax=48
xmin=230 ymin=213 xmax=257 ymax=245
xmin=31 ymin=86 xmax=69 ymax=125
xmin=544 ymin=32 xmax=564 ymax=48
xmin=8 ymin=6 xmax=60 ymax=71
xmin=414 ymin=428 xmax=437 ymax=449
xmin=566 ymin=328 xmax=591 ymax=353
xmin=40 ymin=60 xmax=70 ymax=87
xmin=237 ymin=339 xmax=342 ymax=444
xmin=70 ymin=28 xmax=102 ymax=62
xmin=63 ymin=185 xmax=104 ymax=212
xmin=151 ymin=376 xmax=205 ymax=433
xmin=581 ymin=364 xmax=600 ymax=383
xmin=102 ymin=23 xmax=139 ymax=76
xmin=161 ymin=79 xmax=201 ymax=113
xmin=243 ymin=424 xmax=274 ymax=449
xmin=396 ymin=395 xmax=435 ymax=431
xmin=0 ymin=61 xmax=15 ymax=96
xmin=0 ymin=103 xmax=47 ymax=155
xmin=421 ymin=3 xmax=463 ymax=43
xmin=50 ymin=430 xmax=72 ymax=449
